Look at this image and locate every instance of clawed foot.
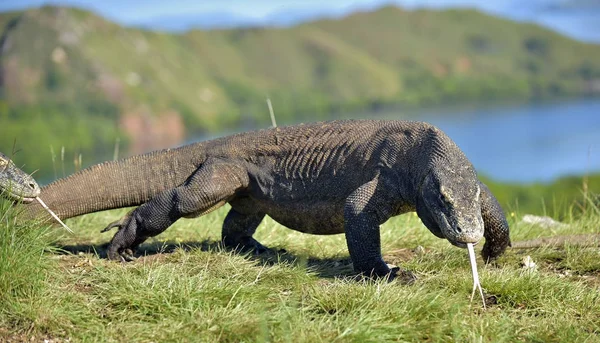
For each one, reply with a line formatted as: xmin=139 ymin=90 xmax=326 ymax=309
xmin=105 ymin=248 xmax=138 ymax=262
xmin=102 ymin=210 xmax=144 ymax=262
xmin=392 ymin=267 xmax=418 ymax=284
xmin=222 ymin=236 xmax=270 ymax=255
xmin=355 ymin=264 xmax=417 ymax=284
xmin=481 ymin=240 xmax=510 ymax=264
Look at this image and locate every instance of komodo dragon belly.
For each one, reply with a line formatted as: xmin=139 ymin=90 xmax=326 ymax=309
xmin=230 ymin=195 xmax=347 ymax=235
xmin=240 ymin=167 xmax=373 ymax=234
xmin=259 ymin=200 xmax=346 ymax=235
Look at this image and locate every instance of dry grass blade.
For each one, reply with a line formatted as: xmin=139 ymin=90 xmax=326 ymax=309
xmin=467 ymin=242 xmax=486 ymax=309
xmin=267 ymin=97 xmax=277 ymax=128
xmin=35 ymin=196 xmax=73 ymax=233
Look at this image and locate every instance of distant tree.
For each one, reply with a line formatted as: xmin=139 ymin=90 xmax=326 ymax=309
xmin=523 ymin=37 xmax=549 ymax=57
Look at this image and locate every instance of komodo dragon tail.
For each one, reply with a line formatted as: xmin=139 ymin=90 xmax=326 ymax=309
xmin=21 ymin=142 xmax=206 ymax=221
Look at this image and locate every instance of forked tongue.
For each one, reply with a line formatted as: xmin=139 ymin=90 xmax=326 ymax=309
xmin=35 ymin=197 xmax=73 ymax=234
xmin=467 ymin=242 xmax=486 ymax=309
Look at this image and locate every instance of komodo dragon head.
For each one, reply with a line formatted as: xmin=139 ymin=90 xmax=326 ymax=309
xmin=0 ymin=152 xmax=41 ymax=203
xmin=416 ymin=162 xmax=484 ymax=248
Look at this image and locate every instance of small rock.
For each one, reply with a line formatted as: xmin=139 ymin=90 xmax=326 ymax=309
xmin=414 ymin=245 xmax=426 ymax=255
xmin=521 ymin=255 xmax=537 ymax=270
xmin=521 ymin=215 xmax=567 ymax=229
xmin=485 ymin=294 xmax=498 ymax=306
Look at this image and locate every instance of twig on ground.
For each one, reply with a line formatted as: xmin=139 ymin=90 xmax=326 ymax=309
xmin=511 ymin=234 xmax=600 ymax=249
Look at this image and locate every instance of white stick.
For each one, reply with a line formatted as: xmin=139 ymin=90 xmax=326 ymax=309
xmin=267 ymin=97 xmax=277 ymax=128
xmin=467 ymin=243 xmax=486 ymax=309
xmin=35 ymin=197 xmax=73 ymax=234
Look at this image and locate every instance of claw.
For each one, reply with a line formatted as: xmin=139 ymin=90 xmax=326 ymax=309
xmin=101 ymin=222 xmax=121 ymax=233
xmin=386 ymin=266 xmax=417 ymax=284
xmin=121 ymin=249 xmax=137 ymax=261
xmin=107 ymin=248 xmax=137 ymax=262
xmin=353 ymin=265 xmax=416 ymax=283
xmin=101 ymin=210 xmax=134 ymax=233
xmin=222 ymin=237 xmax=269 ymax=255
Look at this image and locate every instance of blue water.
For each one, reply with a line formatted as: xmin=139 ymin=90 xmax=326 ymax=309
xmin=384 ymin=99 xmax=600 ymax=183
xmin=196 ymin=98 xmax=600 ymax=183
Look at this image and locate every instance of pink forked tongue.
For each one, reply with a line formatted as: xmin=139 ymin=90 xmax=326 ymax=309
xmin=35 ymin=197 xmax=73 ymax=234
xmin=467 ymin=243 xmax=486 ymax=309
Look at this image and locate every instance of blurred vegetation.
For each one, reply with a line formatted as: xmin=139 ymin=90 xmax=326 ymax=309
xmin=0 ymin=101 xmax=122 ymax=181
xmin=0 ymin=5 xmax=599 ymax=213
xmin=482 ymin=173 xmax=600 ymax=218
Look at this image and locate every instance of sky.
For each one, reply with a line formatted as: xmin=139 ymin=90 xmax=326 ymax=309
xmin=0 ymin=0 xmax=598 ymax=43
xmin=0 ymin=0 xmax=517 ymax=23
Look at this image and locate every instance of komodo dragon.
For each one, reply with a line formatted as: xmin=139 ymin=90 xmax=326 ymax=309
xmin=0 ymin=120 xmax=511 ymax=279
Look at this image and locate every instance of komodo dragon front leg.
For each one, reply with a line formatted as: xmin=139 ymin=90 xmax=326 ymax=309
xmin=221 ymin=209 xmax=267 ymax=254
xmin=344 ymin=175 xmax=405 ymax=280
xmin=479 ymin=181 xmax=511 ymax=262
xmin=104 ymin=159 xmax=250 ymax=261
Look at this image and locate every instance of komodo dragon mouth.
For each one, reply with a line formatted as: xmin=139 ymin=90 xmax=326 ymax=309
xmin=0 ymin=152 xmax=41 ymax=203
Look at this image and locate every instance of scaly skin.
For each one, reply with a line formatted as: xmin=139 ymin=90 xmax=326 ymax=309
xmin=2 ymin=120 xmax=511 ymax=279
xmin=0 ymin=152 xmax=41 ymax=203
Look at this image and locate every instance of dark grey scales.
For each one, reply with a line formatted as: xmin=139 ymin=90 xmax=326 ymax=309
xmin=6 ymin=120 xmax=512 ymax=279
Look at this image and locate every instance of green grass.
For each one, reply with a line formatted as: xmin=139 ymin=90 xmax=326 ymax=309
xmin=1 ymin=201 xmax=599 ymax=342
xmin=0 ymin=200 xmax=58 ymax=336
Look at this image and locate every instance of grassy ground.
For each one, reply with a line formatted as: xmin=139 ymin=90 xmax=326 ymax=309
xmin=1 ymin=200 xmax=599 ymax=342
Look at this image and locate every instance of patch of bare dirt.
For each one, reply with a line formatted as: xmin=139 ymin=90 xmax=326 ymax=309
xmin=119 ymin=107 xmax=185 ymax=154
xmin=95 ymin=73 xmax=125 ymax=104
xmin=383 ymin=247 xmax=419 ymax=265
xmin=1 ymin=57 xmax=40 ymax=103
xmin=0 ymin=326 xmax=70 ymax=343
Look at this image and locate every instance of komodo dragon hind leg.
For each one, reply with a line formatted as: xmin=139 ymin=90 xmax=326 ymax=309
xmin=105 ymin=158 xmax=250 ymax=262
xmin=221 ymin=209 xmax=267 ymax=254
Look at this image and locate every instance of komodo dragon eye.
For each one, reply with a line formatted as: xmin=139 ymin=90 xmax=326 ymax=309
xmin=439 ymin=185 xmax=454 ymax=207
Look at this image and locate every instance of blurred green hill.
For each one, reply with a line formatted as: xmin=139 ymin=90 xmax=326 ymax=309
xmin=1 ymin=5 xmax=599 ymax=209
